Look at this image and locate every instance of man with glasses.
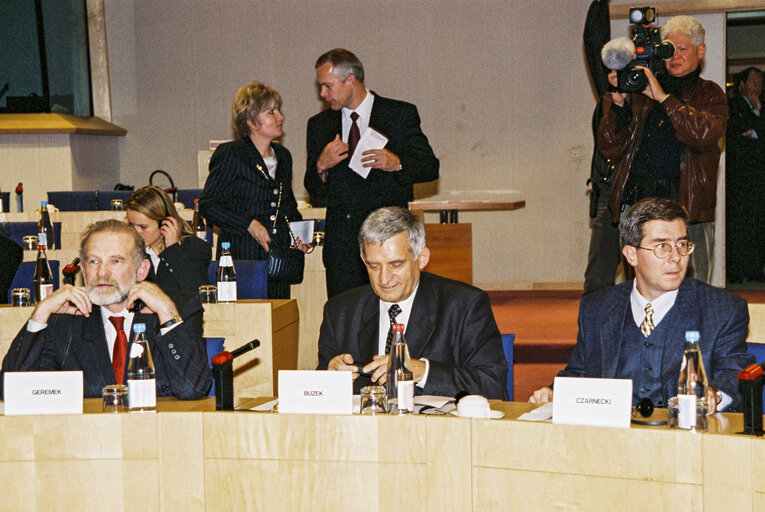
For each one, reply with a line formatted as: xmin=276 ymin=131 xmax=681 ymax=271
xmin=530 ymin=198 xmax=753 ymax=413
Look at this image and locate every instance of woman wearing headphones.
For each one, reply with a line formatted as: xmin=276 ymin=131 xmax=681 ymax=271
xmin=126 ymin=185 xmax=211 ymax=296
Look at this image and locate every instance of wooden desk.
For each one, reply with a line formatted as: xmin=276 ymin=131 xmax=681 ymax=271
xmin=0 ymin=300 xmax=298 ymax=399
xmin=0 ymin=401 xmax=763 ymax=511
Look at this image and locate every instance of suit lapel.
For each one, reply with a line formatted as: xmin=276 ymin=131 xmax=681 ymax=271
xmin=240 ymin=139 xmax=273 ymax=183
xmin=660 ymin=280 xmax=696 ymax=385
xmin=599 ymin=285 xmax=632 ymax=378
xmin=82 ymin=307 xmax=118 ymax=385
xmin=356 ymin=291 xmax=380 ymax=364
xmin=404 ymin=276 xmax=436 ymax=358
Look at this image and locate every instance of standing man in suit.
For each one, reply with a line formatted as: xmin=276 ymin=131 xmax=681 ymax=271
xmin=305 ymin=49 xmax=440 ymax=298
xmin=530 ymin=198 xmax=754 ymax=412
xmin=317 ymin=207 xmax=507 ymax=400
xmin=1 ymin=220 xmax=211 ymax=399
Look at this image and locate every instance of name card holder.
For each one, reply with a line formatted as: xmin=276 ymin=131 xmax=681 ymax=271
xmin=278 ymin=370 xmax=352 ymax=414
xmin=552 ymin=377 xmax=632 ymax=429
xmin=4 ymin=371 xmax=84 ymax=416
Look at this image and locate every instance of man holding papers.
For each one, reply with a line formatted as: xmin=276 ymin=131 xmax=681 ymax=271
xmin=530 ymin=198 xmax=753 ymax=412
xmin=305 ymin=48 xmax=439 ymax=297
xmin=1 ymin=220 xmax=211 ymax=399
xmin=317 ymin=207 xmax=507 ymax=400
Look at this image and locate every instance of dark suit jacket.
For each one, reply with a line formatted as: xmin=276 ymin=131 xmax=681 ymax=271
xmin=200 ymin=139 xmax=301 ymax=298
xmin=316 ymin=272 xmax=507 ymax=400
xmin=558 ymin=278 xmax=754 ymax=410
xmin=305 ymin=93 xmax=439 ymax=295
xmin=0 ymin=234 xmax=23 ymax=304
xmin=0 ymin=294 xmax=211 ymax=399
xmin=147 ymin=235 xmax=211 ymax=297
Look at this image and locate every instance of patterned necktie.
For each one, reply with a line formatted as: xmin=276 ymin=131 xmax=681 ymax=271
xmin=109 ymin=316 xmax=128 ymax=384
xmin=348 ymin=111 xmax=360 ymax=158
xmin=384 ymin=304 xmax=402 ymax=354
xmin=640 ymin=303 xmax=655 ymax=337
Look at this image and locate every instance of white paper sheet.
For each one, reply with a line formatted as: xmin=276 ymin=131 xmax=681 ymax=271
xmin=288 ymin=220 xmax=314 ymax=246
xmin=348 ymin=127 xmax=389 ymax=178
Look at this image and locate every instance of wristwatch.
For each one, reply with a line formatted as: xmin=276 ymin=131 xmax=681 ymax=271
xmin=159 ymin=314 xmax=182 ymax=329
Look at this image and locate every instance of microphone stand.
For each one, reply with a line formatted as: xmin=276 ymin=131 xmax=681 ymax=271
xmin=211 ymin=340 xmax=260 ymax=410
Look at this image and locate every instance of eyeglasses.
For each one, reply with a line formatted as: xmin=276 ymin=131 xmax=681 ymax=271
xmin=636 ymin=240 xmax=695 ymax=259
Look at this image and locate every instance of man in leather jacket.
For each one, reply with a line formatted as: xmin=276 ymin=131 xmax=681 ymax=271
xmin=597 ymin=15 xmax=728 ymax=283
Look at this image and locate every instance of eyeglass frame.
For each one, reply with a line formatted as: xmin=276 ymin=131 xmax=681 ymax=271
xmin=635 ymin=240 xmax=695 ymax=259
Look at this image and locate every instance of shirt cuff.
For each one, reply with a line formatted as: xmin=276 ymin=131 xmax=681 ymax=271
xmin=416 ymin=358 xmax=430 ymax=388
xmin=159 ymin=321 xmax=183 ymax=336
xmin=27 ymin=319 xmax=47 ymax=333
xmin=717 ymin=389 xmax=733 ymax=411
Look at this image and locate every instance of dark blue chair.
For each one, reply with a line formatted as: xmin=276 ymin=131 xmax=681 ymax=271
xmin=1 ymin=221 xmax=62 ymax=249
xmin=177 ymin=189 xmax=204 ymax=209
xmin=7 ymin=260 xmax=60 ymax=303
xmin=1 ymin=192 xmax=9 ymax=212
xmin=96 ymin=190 xmax=133 ymax=210
xmin=205 ymin=337 xmax=225 ymax=397
xmin=48 ymin=191 xmax=98 ymax=211
xmin=501 ymin=333 xmax=515 ymax=401
xmin=207 ymin=260 xmax=268 ymax=300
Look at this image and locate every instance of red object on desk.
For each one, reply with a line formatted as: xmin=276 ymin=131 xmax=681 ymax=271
xmin=738 ymin=364 xmax=764 ymax=380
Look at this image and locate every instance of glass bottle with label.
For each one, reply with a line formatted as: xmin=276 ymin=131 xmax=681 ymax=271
xmin=38 ymin=200 xmax=55 ymax=249
xmin=217 ymin=242 xmax=237 ymax=303
xmin=192 ymin=199 xmax=207 ymax=241
xmin=670 ymin=330 xmax=708 ymax=431
xmin=126 ymin=323 xmax=156 ymax=411
xmin=33 ymin=239 xmax=54 ymax=303
xmin=386 ymin=323 xmax=414 ymax=414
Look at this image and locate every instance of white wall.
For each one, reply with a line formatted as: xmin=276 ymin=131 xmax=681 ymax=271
xmin=102 ymin=0 xmax=726 ymax=287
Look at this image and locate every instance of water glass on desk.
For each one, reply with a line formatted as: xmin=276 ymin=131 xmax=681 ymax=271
xmin=11 ymin=288 xmax=31 ymax=307
xmin=22 ymin=236 xmax=38 ymax=250
xmin=110 ymin=199 xmax=124 ymax=211
xmin=199 ymin=285 xmax=218 ymax=304
xmin=102 ymin=384 xmax=128 ymax=412
xmin=360 ymin=385 xmax=388 ymax=414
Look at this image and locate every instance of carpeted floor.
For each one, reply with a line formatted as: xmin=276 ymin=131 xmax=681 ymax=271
xmin=489 ymin=287 xmax=765 ymax=402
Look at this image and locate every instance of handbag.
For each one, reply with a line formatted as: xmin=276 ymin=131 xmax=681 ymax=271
xmin=266 ymin=182 xmax=305 ymax=284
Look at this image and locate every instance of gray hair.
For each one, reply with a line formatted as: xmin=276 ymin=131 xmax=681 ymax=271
xmin=661 ymin=15 xmax=705 ymax=46
xmin=358 ymin=207 xmax=425 ymax=258
xmin=619 ymin=198 xmax=689 ymax=248
xmin=315 ymin=48 xmax=365 ymax=83
xmin=80 ymin=219 xmax=147 ymax=269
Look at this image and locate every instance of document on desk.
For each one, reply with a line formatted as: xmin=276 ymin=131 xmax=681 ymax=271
xmin=517 ymin=402 xmax=553 ymax=421
xmin=348 ymin=127 xmax=388 ymax=179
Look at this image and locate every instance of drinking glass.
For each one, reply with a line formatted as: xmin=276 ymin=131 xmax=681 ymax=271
xmin=199 ymin=285 xmax=218 ymax=304
xmin=102 ymin=384 xmax=128 ymax=413
xmin=22 ymin=235 xmax=38 ymax=250
xmin=11 ymin=288 xmax=31 ymax=307
xmin=360 ymin=385 xmax=388 ymax=414
xmin=110 ymin=199 xmax=124 ymax=211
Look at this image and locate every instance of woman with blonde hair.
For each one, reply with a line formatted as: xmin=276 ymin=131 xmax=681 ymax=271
xmin=200 ymin=80 xmax=305 ymax=299
xmin=127 ymin=185 xmax=211 ymax=296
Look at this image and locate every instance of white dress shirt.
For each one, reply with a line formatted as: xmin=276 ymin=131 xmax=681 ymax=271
xmin=342 ymin=89 xmax=374 ymax=142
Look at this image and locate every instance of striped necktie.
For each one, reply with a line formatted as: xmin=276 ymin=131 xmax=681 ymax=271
xmin=640 ymin=303 xmax=655 ymax=337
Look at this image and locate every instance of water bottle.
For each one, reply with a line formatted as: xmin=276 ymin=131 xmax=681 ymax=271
xmin=33 ymin=240 xmax=54 ymax=303
xmin=217 ymin=242 xmax=237 ymax=303
xmin=671 ymin=330 xmax=708 ymax=431
xmin=38 ymin=200 xmax=55 ymax=250
xmin=192 ymin=199 xmax=207 ymax=241
xmin=126 ymin=323 xmax=156 ymax=411
xmin=386 ymin=323 xmax=414 ymax=414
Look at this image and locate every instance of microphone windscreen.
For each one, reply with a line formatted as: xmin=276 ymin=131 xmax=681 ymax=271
xmin=601 ymin=37 xmax=635 ymax=71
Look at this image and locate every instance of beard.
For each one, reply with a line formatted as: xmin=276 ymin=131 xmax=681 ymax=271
xmin=86 ymin=277 xmax=133 ymax=307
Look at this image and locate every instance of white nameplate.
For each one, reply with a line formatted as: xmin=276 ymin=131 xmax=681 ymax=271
xmin=552 ymin=377 xmax=632 ymax=429
xmin=278 ymin=370 xmax=352 ymax=414
xmin=3 ymin=371 xmax=84 ymax=416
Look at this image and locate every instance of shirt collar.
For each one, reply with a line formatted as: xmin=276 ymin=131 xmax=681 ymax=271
xmin=342 ymin=89 xmax=373 ymax=121
xmin=629 ymin=279 xmax=679 ymax=328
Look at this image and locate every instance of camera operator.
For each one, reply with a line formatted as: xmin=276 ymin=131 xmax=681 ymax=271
xmin=598 ymin=15 xmax=728 ymax=283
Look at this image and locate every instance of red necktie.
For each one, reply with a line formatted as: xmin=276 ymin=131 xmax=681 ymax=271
xmin=108 ymin=316 xmax=128 ymax=384
xmin=348 ymin=111 xmax=360 ymax=157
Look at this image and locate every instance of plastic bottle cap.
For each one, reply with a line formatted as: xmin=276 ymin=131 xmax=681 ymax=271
xmin=392 ymin=323 xmax=404 ymax=333
xmin=685 ymin=330 xmax=700 ymax=342
xmin=41 ymin=201 xmax=47 ymax=206
xmin=133 ymin=323 xmax=146 ymax=333
xmin=194 ymin=198 xmax=199 ymax=204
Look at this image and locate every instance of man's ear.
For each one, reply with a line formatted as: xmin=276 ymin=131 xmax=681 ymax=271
xmin=136 ymin=258 xmax=151 ymax=282
xmin=622 ymin=245 xmax=638 ymax=267
xmin=417 ymin=247 xmax=430 ymax=270
xmin=697 ymin=43 xmax=706 ymax=60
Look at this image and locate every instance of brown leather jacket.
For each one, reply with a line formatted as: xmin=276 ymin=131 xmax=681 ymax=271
xmin=597 ymin=76 xmax=728 ymax=223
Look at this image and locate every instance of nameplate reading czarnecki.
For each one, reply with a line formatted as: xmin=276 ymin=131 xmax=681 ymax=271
xmin=552 ymin=376 xmax=632 ymax=429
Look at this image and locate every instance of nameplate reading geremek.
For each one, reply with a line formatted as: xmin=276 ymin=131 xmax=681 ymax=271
xmin=3 ymin=371 xmax=84 ymax=415
xmin=552 ymin=377 xmax=632 ymax=429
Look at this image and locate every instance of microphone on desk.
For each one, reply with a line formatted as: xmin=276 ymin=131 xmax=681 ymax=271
xmin=62 ymin=257 xmax=80 ymax=285
xmin=211 ymin=339 xmax=261 ymax=411
xmin=210 ymin=339 xmax=261 ymax=365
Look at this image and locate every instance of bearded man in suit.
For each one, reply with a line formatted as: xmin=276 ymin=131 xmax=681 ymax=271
xmin=530 ymin=198 xmax=754 ymax=412
xmin=1 ymin=219 xmax=211 ymax=399
xmin=305 ymin=48 xmax=439 ymax=298
xmin=316 ymin=207 xmax=507 ymax=400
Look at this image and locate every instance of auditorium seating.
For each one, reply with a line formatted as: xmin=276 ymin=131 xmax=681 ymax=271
xmin=7 ymin=260 xmax=60 ymax=303
xmin=206 ymin=260 xmax=268 ymax=300
xmin=1 ymin=221 xmax=62 ymax=249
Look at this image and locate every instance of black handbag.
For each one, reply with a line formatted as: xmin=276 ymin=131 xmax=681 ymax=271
xmin=266 ymin=182 xmax=305 ymax=284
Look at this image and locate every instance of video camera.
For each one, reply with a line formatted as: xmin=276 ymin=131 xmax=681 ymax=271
xmin=617 ymin=7 xmax=675 ymax=93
